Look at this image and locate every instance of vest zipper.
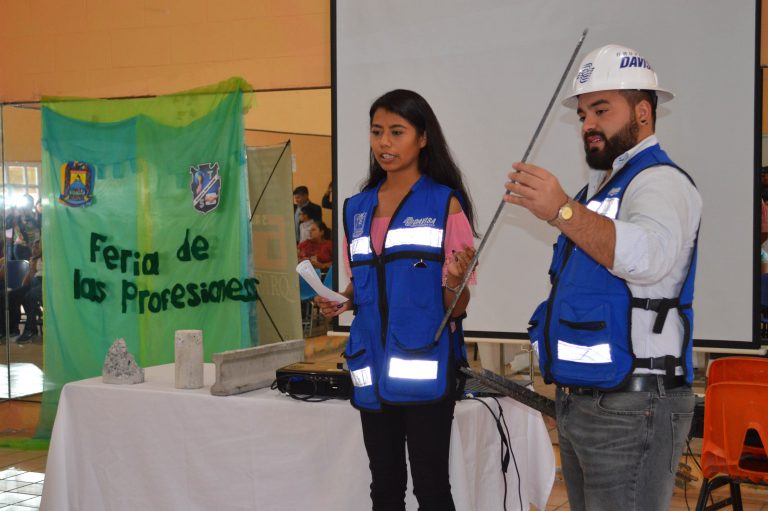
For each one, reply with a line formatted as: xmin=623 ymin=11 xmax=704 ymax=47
xmin=376 ymin=189 xmax=413 ymax=348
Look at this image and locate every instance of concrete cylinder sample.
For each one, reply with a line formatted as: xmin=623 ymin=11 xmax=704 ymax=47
xmin=175 ymin=330 xmax=204 ymax=389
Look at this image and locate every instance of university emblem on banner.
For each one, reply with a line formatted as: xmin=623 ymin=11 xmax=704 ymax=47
xmin=190 ymin=162 xmax=221 ymax=214
xmin=59 ymin=160 xmax=95 ymax=207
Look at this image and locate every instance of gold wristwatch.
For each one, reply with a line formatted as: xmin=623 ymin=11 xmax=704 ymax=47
xmin=548 ymin=199 xmax=574 ymax=226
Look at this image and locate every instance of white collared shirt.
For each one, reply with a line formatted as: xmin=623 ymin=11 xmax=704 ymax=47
xmin=587 ymin=135 xmax=703 ymax=374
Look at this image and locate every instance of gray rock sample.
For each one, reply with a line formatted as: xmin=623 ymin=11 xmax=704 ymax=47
xmin=102 ymin=338 xmax=145 ymax=384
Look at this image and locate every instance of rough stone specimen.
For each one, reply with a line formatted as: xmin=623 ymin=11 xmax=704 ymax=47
xmin=102 ymin=338 xmax=145 ymax=384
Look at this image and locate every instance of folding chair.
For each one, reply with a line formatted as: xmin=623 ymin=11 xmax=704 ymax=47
xmin=696 ymin=378 xmax=768 ymax=510
xmin=708 ymin=356 xmax=768 ymax=386
xmin=322 ymin=265 xmax=334 ymax=290
xmin=299 ymin=269 xmax=321 ymax=338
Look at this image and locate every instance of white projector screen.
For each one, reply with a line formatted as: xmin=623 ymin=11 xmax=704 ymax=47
xmin=333 ymin=0 xmax=759 ymax=349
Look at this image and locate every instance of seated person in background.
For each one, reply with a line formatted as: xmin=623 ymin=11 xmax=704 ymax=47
xmin=297 ymin=221 xmax=332 ymax=271
xmin=11 ymin=239 xmax=43 ymax=344
xmin=9 ymin=194 xmax=40 ymax=261
xmin=297 ymin=209 xmax=313 ymax=243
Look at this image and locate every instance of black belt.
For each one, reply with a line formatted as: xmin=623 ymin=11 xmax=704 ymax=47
xmin=561 ymin=374 xmax=688 ymax=396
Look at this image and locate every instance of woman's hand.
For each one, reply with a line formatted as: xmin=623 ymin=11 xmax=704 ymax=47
xmin=314 ymin=295 xmax=351 ymax=318
xmin=446 ymin=246 xmax=477 ymax=285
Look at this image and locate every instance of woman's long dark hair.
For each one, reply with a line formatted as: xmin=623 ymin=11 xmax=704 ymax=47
xmin=315 ymin=221 xmax=332 ymax=241
xmin=363 ymin=89 xmax=478 ymax=236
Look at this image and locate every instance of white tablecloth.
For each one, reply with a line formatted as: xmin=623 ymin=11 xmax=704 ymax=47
xmin=41 ymin=364 xmax=554 ymax=511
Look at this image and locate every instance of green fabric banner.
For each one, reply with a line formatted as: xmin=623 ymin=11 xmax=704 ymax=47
xmin=37 ymin=78 xmax=255 ymax=437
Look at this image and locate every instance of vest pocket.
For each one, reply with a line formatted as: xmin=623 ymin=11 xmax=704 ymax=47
xmin=528 ymin=301 xmax=547 ymax=345
xmin=381 ymin=321 xmax=445 ymax=400
xmin=552 ymin=302 xmax=617 ymax=382
xmin=345 ymin=322 xmax=379 ymax=409
xmin=528 ymin=301 xmax=548 ymax=365
xmin=351 ymin=265 xmax=375 ymax=305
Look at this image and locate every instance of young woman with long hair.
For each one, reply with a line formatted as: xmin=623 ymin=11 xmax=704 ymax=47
xmin=316 ymin=89 xmax=477 ymax=510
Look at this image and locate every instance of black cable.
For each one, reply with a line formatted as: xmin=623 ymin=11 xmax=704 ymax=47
xmin=257 ymin=299 xmax=286 ymax=342
xmin=465 ymin=395 xmax=524 ymax=511
xmin=270 ymin=375 xmax=346 ymax=403
xmin=492 ymin=396 xmax=523 ymax=511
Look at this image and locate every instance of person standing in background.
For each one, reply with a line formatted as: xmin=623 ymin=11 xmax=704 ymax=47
xmin=293 ymin=186 xmax=322 ymax=242
xmin=322 ymin=181 xmax=333 ymax=209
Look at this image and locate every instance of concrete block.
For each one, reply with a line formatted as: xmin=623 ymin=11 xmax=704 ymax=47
xmin=175 ymin=330 xmax=204 ymax=389
xmin=210 ymin=339 xmax=305 ymax=396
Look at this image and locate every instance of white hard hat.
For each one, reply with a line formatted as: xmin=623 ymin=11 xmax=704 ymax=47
xmin=562 ymin=44 xmax=673 ymax=109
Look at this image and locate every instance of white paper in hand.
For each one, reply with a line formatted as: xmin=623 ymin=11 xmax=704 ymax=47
xmin=296 ymin=260 xmax=349 ymax=303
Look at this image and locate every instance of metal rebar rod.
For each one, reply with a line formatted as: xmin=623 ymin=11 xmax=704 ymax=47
xmin=433 ymin=29 xmax=588 ymax=344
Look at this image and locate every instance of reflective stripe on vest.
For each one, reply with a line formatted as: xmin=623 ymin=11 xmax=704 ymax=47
xmin=349 ymin=236 xmax=372 ymax=259
xmin=557 ymin=339 xmax=612 ymax=363
xmin=388 ymin=357 xmax=439 ymax=380
xmin=384 ymin=226 xmax=444 ymax=250
xmin=349 ymin=226 xmax=444 ymax=259
xmin=586 ymin=197 xmax=620 ymax=219
xmin=350 ymin=366 xmax=373 ymax=387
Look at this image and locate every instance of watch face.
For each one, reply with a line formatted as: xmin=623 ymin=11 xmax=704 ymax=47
xmin=560 ymin=204 xmax=573 ymax=221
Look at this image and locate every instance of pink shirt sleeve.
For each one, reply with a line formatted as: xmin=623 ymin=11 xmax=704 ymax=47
xmin=342 ymin=234 xmax=351 ymax=279
xmin=443 ymin=212 xmax=477 ymax=285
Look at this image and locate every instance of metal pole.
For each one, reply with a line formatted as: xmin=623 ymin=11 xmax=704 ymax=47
xmin=433 ymin=29 xmax=588 ymax=345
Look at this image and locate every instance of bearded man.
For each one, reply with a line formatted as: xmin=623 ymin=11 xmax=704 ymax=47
xmin=504 ymin=44 xmax=702 ymax=511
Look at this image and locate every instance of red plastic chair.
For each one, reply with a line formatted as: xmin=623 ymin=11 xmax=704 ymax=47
xmin=708 ymin=356 xmax=768 ymax=386
xmin=696 ymin=380 xmax=768 ymax=511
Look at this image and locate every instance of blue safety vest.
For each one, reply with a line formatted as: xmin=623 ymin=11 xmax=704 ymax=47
xmin=528 ymin=144 xmax=698 ymax=389
xmin=343 ymin=175 xmax=466 ymax=411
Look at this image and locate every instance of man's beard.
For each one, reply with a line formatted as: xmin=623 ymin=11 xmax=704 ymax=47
xmin=584 ymin=114 xmax=640 ymax=170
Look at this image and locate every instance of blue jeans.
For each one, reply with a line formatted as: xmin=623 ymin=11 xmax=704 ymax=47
xmin=556 ymin=378 xmax=694 ymax=511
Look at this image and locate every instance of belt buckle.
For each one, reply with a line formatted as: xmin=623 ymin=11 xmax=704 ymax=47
xmin=564 ymin=385 xmax=597 ymax=396
xmin=640 ymin=298 xmax=652 ymax=310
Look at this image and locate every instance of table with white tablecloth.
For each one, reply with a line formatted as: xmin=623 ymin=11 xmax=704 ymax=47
xmin=41 ymin=363 xmax=554 ymax=511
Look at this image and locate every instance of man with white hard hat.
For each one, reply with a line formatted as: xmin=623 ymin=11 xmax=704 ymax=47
xmin=504 ymin=44 xmax=702 ymax=510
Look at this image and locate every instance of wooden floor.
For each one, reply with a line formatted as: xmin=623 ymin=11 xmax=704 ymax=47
xmin=1 ymin=334 xmax=767 ymax=510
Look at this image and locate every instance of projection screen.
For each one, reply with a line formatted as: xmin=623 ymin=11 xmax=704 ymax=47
xmin=333 ymin=0 xmax=759 ymax=349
